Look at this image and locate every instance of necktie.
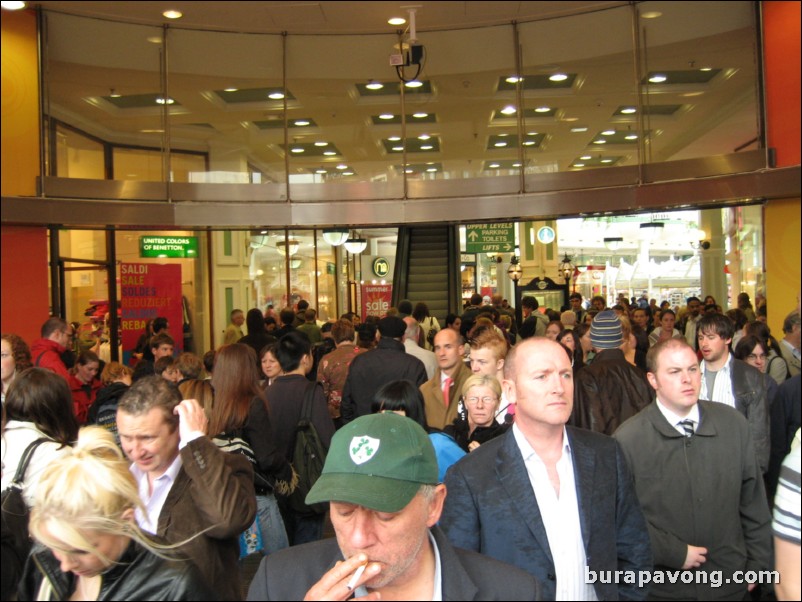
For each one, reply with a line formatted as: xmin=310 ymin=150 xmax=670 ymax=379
xmin=678 ymin=419 xmax=695 ymax=437
xmin=442 ymin=377 xmax=452 ymax=407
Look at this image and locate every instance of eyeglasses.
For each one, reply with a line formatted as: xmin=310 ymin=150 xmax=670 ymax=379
xmin=747 ymin=353 xmax=766 ymax=362
xmin=465 ymin=396 xmax=498 ymax=406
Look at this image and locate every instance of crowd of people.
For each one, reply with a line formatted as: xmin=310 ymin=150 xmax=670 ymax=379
xmin=1 ymin=288 xmax=799 ymax=601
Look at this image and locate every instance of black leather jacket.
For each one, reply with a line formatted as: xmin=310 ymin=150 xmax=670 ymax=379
xmin=19 ymin=541 xmax=218 ymax=601
xmin=730 ymin=358 xmax=770 ymax=473
xmin=571 ymin=348 xmax=655 ymax=435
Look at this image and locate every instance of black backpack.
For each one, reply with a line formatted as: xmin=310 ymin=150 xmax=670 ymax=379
xmin=286 ymin=382 xmax=328 ymax=515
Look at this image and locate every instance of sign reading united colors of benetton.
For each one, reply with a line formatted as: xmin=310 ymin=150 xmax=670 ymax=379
xmin=139 ymin=236 xmax=198 ymax=258
xmin=465 ymin=223 xmax=515 ymax=253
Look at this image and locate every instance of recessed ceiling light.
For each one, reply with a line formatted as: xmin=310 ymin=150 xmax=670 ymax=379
xmin=388 ymin=17 xmax=406 ymax=26
xmin=366 ymin=80 xmax=384 ymax=90
xmin=146 ymin=36 xmax=163 ymax=44
xmin=388 ymin=136 xmax=401 ymax=142
xmin=412 ymin=112 xmax=428 ymax=118
xmin=379 ymin=113 xmax=395 ymax=120
xmin=526 ymin=131 xmax=539 ymax=136
xmin=489 ymin=163 xmax=500 ymax=168
xmin=418 ymin=134 xmax=431 ymax=140
xmin=155 ymin=97 xmax=174 ymax=105
xmin=405 ymin=169 xmax=414 ymax=174
xmin=649 ymin=74 xmax=667 ymax=83
xmin=498 ymin=133 xmax=509 ymax=137
xmin=162 ymin=10 xmax=182 ymax=19
xmin=342 ymin=171 xmax=354 ymax=176
xmin=392 ymin=146 xmax=404 ymax=151
xmin=316 ymin=169 xmax=327 ymax=174
xmin=523 ymin=141 xmax=535 ymax=146
xmin=601 ymin=159 xmax=613 ymax=163
xmin=641 ymin=11 xmax=662 ymax=19
xmin=336 ymin=164 xmax=348 ymax=170
xmin=700 ymin=67 xmax=713 ymax=72
xmin=109 ymin=89 xmax=122 ymax=98
xmin=426 ymin=167 xmax=437 ymax=172
xmin=314 ymin=141 xmax=328 ymax=147
xmin=494 ymin=142 xmax=508 ymax=147
xmin=223 ymin=87 xmax=238 ymax=92
xmin=625 ymin=134 xmax=638 ymax=140
xmin=420 ymin=144 xmax=433 ymax=150
xmin=500 ymin=105 xmax=517 ymax=115
xmin=505 ymin=75 xmax=523 ymax=84
xmin=405 ymin=80 xmax=423 ymax=88
xmin=549 ymin=73 xmax=568 ymax=82
xmin=571 ymin=127 xmax=589 ymax=133
xmin=1 ymin=1 xmax=26 ymax=9
xmin=294 ymin=120 xmax=310 ymax=126
xmin=535 ymin=106 xmax=551 ymax=113
xmin=580 ymin=155 xmax=592 ymax=160
xmin=620 ymin=107 xmax=637 ymax=114
xmin=268 ymin=92 xmax=285 ymax=100
xmin=562 ymin=117 xmax=579 ymax=122
xmin=291 ymin=147 xmax=304 ymax=153
xmin=574 ymin=163 xmax=585 ymax=167
xmin=593 ymin=140 xmax=606 ymax=144
xmin=323 ymin=151 xmax=337 ymax=156
xmin=512 ymin=162 xmax=522 ymax=167
xmin=602 ymin=129 xmax=616 ymax=136
xmin=683 ymin=91 xmax=704 ymax=97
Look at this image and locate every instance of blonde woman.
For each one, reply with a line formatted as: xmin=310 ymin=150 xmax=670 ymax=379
xmin=18 ymin=426 xmax=216 ymax=601
xmin=444 ymin=374 xmax=509 ymax=453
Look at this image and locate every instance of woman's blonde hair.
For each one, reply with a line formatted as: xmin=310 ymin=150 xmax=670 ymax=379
xmin=461 ymin=374 xmax=502 ymax=399
xmin=100 ymin=361 xmax=133 ymax=386
xmin=29 ymin=426 xmax=167 ymax=564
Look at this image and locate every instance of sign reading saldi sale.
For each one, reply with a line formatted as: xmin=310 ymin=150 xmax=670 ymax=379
xmin=120 ymin=263 xmax=183 ymax=361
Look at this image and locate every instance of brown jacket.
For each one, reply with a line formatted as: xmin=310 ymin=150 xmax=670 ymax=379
xmin=421 ymin=360 xmax=472 ymax=430
xmin=157 ymin=437 xmax=256 ymax=601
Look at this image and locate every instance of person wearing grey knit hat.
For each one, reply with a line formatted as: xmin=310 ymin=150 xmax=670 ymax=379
xmin=590 ymin=309 xmax=624 ymax=350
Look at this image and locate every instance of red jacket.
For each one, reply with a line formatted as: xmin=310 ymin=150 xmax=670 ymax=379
xmin=30 ymin=338 xmax=70 ymax=380
xmin=68 ymin=373 xmax=102 ymax=425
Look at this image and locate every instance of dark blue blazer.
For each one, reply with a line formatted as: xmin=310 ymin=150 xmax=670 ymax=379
xmin=441 ymin=426 xmax=652 ymax=601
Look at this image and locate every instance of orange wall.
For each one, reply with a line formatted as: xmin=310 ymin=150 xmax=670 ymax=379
xmin=762 ymin=3 xmax=801 ymax=332
xmin=1 ymin=226 xmax=50 ymax=343
xmin=763 ymin=1 xmax=801 ymax=167
xmin=1 ymin=8 xmax=40 ymax=196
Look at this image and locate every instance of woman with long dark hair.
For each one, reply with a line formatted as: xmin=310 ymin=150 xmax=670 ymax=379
xmin=209 ymin=344 xmax=294 ymax=555
xmin=1 ymin=368 xmax=79 ymax=508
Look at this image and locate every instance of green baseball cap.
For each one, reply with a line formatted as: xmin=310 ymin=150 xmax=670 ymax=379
xmin=306 ymin=412 xmax=439 ymax=513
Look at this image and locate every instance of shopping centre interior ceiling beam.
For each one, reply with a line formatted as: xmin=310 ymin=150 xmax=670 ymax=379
xmin=3 ymin=163 xmax=798 ymax=229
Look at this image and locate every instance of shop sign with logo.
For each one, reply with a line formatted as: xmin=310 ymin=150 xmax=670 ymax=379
xmin=140 ymin=236 xmax=198 ymax=258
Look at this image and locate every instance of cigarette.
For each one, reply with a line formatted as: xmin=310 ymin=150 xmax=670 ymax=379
xmin=346 ymin=562 xmax=368 ymax=591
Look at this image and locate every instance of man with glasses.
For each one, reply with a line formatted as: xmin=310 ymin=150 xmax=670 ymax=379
xmin=30 ymin=316 xmax=73 ymax=380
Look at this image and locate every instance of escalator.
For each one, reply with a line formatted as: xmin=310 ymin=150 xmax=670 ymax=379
xmin=392 ymin=226 xmax=460 ymax=321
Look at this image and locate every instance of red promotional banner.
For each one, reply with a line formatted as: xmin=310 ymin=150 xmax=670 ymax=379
xmin=120 ymin=263 xmax=183 ymax=360
xmin=361 ymin=284 xmax=393 ymax=321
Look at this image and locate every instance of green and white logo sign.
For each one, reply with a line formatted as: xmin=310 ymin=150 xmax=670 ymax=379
xmin=372 ymin=257 xmax=390 ymax=278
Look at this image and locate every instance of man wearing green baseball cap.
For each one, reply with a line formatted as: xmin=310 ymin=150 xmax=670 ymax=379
xmin=247 ymin=412 xmax=539 ymax=601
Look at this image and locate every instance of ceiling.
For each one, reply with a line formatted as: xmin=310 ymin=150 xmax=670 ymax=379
xmin=31 ymin=1 xmax=761 ymax=185
xmin=33 ymin=2 xmax=631 ymax=35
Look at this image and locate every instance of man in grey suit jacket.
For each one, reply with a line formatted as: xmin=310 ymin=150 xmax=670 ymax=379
xmin=441 ymin=338 xmax=652 ymax=601
xmin=247 ymin=413 xmax=540 ymax=601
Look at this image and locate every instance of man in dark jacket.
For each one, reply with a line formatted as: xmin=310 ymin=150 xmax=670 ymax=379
xmin=340 ymin=316 xmax=427 ymax=423
xmin=615 ymin=339 xmax=772 ymax=600
xmin=697 ymin=312 xmax=770 ymax=472
xmin=571 ymin=310 xmax=653 ymax=435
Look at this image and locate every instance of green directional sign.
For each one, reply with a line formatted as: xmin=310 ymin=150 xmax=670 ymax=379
xmin=466 ymin=222 xmax=515 ymax=253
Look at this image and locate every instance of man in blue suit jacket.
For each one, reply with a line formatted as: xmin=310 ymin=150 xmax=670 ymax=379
xmin=441 ymin=337 xmax=652 ymax=600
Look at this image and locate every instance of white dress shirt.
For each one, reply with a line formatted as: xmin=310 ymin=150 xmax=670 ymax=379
xmin=131 ymin=453 xmax=183 ymax=534
xmin=655 ymin=399 xmax=701 ymax=436
xmin=513 ymin=424 xmax=597 ymax=601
